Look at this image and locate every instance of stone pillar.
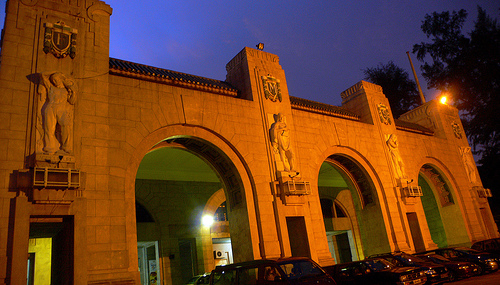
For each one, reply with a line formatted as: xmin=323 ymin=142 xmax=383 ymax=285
xmin=9 ymin=195 xmax=31 ymax=285
xmin=226 ymin=47 xmax=334 ymax=264
xmin=341 ymin=81 xmax=415 ymax=253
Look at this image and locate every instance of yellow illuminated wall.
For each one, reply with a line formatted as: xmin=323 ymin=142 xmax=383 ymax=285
xmin=28 ymin=238 xmax=51 ymax=285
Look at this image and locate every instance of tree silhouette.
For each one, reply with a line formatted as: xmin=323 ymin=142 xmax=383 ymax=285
xmin=363 ymin=61 xmax=421 ymax=118
xmin=413 ymin=6 xmax=500 ymax=222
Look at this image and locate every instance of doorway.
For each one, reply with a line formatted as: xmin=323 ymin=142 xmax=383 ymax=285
xmin=28 ymin=216 xmax=74 ymax=285
xmin=138 ymin=241 xmax=160 ymax=285
xmin=286 ymin=217 xmax=311 ymax=258
xmin=407 ymin=212 xmax=425 ymax=253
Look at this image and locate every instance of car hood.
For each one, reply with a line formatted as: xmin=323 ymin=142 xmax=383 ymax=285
xmin=413 ymin=261 xmax=443 ymax=268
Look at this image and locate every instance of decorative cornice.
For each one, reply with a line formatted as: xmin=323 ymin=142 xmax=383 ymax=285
xmin=399 ymin=101 xmax=432 ymax=121
xmin=87 ymin=1 xmax=113 ymax=21
xmin=226 ymin=47 xmax=280 ymax=73
xmin=340 ymin=80 xmax=383 ymax=100
xmin=246 ymin=47 xmax=280 ymax=63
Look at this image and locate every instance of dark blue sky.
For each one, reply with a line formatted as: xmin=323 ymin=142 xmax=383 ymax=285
xmin=1 ymin=0 xmax=499 ymax=106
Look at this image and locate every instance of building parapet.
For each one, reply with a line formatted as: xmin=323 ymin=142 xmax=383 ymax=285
xmin=109 ymin=58 xmax=239 ymax=97
xmin=290 ymin=96 xmax=360 ymax=120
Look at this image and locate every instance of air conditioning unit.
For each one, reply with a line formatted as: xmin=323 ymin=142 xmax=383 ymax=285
xmin=403 ymin=186 xmax=423 ymax=197
xmin=214 ymin=250 xmax=225 ymax=259
xmin=282 ymin=180 xmax=311 ymax=196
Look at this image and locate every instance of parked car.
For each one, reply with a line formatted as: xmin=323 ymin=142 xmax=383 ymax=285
xmin=323 ymin=257 xmax=427 ymax=285
xmin=471 ymin=238 xmax=500 ymax=255
xmin=417 ymin=247 xmax=499 ymax=274
xmin=368 ymin=251 xmax=449 ymax=284
xmin=208 ymin=257 xmax=336 ymax=284
xmin=414 ymin=253 xmax=479 ymax=281
xmin=186 ymin=273 xmax=211 ymax=285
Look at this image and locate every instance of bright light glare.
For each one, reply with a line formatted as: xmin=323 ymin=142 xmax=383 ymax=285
xmin=202 ymin=215 xmax=214 ymax=227
xmin=440 ymin=96 xmax=447 ymax=104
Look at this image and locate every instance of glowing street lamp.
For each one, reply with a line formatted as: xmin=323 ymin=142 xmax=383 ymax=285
xmin=440 ymin=96 xmax=447 ymax=104
xmin=202 ymin=215 xmax=214 ymax=227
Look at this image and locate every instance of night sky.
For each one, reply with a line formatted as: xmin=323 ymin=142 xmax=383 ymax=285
xmin=1 ymin=0 xmax=499 ymax=106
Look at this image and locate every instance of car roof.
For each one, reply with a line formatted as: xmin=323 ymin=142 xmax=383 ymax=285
xmin=214 ymin=259 xmax=276 ymax=270
xmin=325 ymin=257 xmax=388 ymax=267
xmin=368 ymin=251 xmax=406 ymax=258
xmin=213 ymin=257 xmax=313 ymax=270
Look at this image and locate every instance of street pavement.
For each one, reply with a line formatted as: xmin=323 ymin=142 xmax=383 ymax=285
xmin=448 ymin=269 xmax=500 ymax=284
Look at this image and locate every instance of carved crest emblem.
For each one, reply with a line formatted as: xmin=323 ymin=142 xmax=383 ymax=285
xmin=262 ymin=75 xmax=282 ymax=102
xmin=452 ymin=122 xmax=462 ymax=139
xmin=377 ymin=104 xmax=392 ymax=125
xmin=43 ymin=22 xmax=77 ymax=59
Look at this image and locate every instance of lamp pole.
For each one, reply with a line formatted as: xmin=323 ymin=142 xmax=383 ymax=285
xmin=407 ymin=51 xmax=426 ymax=104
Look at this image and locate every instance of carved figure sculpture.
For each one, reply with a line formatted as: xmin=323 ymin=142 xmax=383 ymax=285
xmin=460 ymin=147 xmax=478 ymax=184
xmin=38 ymin=71 xmax=77 ymax=154
xmin=386 ymin=134 xmax=406 ymax=179
xmin=270 ymin=113 xmax=295 ymax=172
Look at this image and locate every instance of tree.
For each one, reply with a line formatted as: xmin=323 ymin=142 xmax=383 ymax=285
xmin=412 ymin=6 xmax=500 ymax=161
xmin=413 ymin=6 xmax=500 ymax=220
xmin=363 ymin=61 xmax=421 ymax=118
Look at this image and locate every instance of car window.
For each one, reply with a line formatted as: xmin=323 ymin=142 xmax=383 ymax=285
xmin=441 ymin=249 xmax=457 ymax=258
xmin=263 ymin=266 xmax=282 ymax=281
xmin=337 ymin=264 xmax=357 ymax=277
xmin=383 ymin=256 xmax=404 ymax=267
xmin=238 ymin=267 xmax=258 ymax=285
xmin=472 ymin=242 xmax=483 ymax=251
xmin=364 ymin=259 xmax=394 ymax=271
xmin=484 ymin=240 xmax=498 ymax=251
xmin=212 ymin=270 xmax=236 ymax=285
xmin=278 ymin=259 xmax=324 ymax=280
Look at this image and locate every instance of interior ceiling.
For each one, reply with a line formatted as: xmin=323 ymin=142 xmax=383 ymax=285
xmin=318 ymin=162 xmax=348 ymax=188
xmin=136 ymin=147 xmax=219 ymax=182
xmin=136 ymin=147 xmax=346 ymax=186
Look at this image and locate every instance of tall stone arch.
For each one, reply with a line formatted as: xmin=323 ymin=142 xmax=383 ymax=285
xmin=317 ymin=146 xmax=391 ymax=257
xmin=416 ymin=157 xmax=470 ymax=247
xmin=124 ymin=124 xmax=260 ymax=280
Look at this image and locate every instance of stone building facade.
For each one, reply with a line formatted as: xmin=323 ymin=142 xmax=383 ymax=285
xmin=0 ymin=0 xmax=497 ymax=285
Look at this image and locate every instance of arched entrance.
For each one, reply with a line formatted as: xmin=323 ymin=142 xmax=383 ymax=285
xmin=131 ymin=133 xmax=253 ymax=285
xmin=418 ymin=163 xmax=468 ymax=247
xmin=318 ymin=154 xmax=387 ymax=262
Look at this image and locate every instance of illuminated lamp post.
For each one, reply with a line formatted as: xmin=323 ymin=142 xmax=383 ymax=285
xmin=202 ymin=215 xmax=214 ymax=228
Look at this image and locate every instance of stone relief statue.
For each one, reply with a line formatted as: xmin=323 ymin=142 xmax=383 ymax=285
xmin=460 ymin=147 xmax=478 ymax=184
xmin=269 ymin=113 xmax=296 ymax=172
xmin=37 ymin=71 xmax=77 ymax=154
xmin=386 ymin=134 xmax=407 ymax=180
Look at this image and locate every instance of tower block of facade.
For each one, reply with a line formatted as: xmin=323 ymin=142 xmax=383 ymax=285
xmin=0 ymin=1 xmax=498 ymax=285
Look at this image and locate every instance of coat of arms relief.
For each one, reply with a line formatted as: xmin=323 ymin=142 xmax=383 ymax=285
xmin=262 ymin=75 xmax=282 ymax=102
xmin=43 ymin=21 xmax=77 ymax=59
xmin=377 ymin=103 xmax=392 ymax=125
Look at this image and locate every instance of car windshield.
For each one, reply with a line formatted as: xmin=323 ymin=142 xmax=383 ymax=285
xmin=364 ymin=259 xmax=395 ymax=271
xmin=398 ymin=253 xmax=427 ymax=265
xmin=278 ymin=259 xmax=325 ymax=280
